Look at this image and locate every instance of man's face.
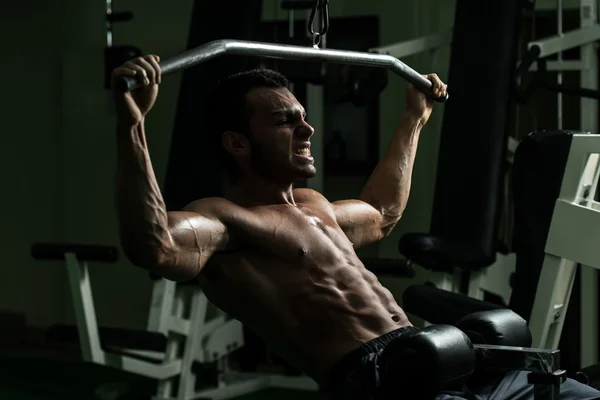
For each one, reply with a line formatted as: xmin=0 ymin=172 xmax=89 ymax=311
xmin=241 ymin=87 xmax=316 ymax=182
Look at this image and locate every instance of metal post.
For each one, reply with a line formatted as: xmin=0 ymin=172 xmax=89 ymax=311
xmin=146 ymin=278 xmax=176 ymax=334
xmin=557 ymin=0 xmax=564 ymax=129
xmin=65 ymin=254 xmax=106 ymax=364
xmin=155 ymin=291 xmax=186 ymax=399
xmin=105 ymin=0 xmax=113 ymax=47
xmin=579 ymin=0 xmax=599 ymax=368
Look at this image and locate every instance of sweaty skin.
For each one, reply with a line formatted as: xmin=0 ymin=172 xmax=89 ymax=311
xmin=112 ymin=56 xmax=447 ymax=384
xmin=191 ymin=192 xmax=408 ymax=380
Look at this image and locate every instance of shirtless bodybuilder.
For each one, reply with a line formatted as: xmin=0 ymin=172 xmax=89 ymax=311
xmin=112 ymin=55 xmax=600 ymax=400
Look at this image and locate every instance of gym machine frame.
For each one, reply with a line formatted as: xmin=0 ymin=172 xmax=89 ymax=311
xmin=526 ymin=0 xmax=600 ymax=371
xmin=529 ymin=130 xmax=600 ymax=367
xmin=373 ymin=0 xmax=600 ymax=369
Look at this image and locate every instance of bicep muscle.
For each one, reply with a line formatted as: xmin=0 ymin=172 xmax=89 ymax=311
xmin=333 ymin=200 xmax=384 ymax=248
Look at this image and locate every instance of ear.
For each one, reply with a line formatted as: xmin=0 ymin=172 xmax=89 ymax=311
xmin=222 ymin=131 xmax=251 ymax=156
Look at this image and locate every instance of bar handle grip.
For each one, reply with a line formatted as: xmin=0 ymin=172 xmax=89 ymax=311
xmin=115 ymin=76 xmax=138 ymax=93
xmin=396 ymin=60 xmax=447 ymax=103
xmin=114 ymin=40 xmax=448 ymax=103
xmin=117 ymin=72 xmax=447 ymax=102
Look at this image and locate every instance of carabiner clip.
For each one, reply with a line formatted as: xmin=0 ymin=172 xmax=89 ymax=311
xmin=308 ymin=0 xmax=329 ymax=47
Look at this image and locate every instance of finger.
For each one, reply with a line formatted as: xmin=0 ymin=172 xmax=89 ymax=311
xmin=112 ymin=67 xmax=137 ymax=78
xmin=144 ymin=55 xmax=162 ymax=85
xmin=125 ymin=57 xmax=155 ymax=84
xmin=424 ymin=74 xmax=438 ymax=96
xmin=424 ymin=74 xmax=436 ymax=95
xmin=136 ymin=57 xmax=157 ymax=86
xmin=124 ymin=60 xmax=151 ymax=86
xmin=428 ymin=74 xmax=443 ymax=96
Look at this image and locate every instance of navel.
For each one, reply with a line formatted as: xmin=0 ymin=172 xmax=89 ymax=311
xmin=298 ymin=247 xmax=308 ymax=257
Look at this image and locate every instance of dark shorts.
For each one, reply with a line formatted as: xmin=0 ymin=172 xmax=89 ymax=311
xmin=325 ymin=327 xmax=600 ymax=400
xmin=326 ymin=326 xmax=419 ymax=399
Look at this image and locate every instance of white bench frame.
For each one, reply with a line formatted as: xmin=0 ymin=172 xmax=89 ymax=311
xmin=63 ymin=253 xmax=318 ymax=399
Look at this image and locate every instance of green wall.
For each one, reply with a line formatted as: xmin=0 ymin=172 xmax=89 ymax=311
xmin=4 ymin=0 xmax=570 ymax=330
xmin=58 ymin=0 xmax=196 ymax=329
xmin=1 ymin=0 xmax=65 ymax=328
xmin=1 ymin=0 xmax=195 ymax=330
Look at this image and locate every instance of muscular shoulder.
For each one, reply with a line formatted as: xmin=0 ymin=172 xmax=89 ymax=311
xmin=183 ymin=197 xmax=234 ymax=213
xmin=293 ymin=188 xmax=331 ymax=207
xmin=181 ymin=197 xmax=249 ymax=225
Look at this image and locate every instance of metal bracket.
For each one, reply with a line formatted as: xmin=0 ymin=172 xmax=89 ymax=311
xmin=370 ymin=28 xmax=453 ymax=59
xmin=528 ymin=25 xmax=600 ymax=58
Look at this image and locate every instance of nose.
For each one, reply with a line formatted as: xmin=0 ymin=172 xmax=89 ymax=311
xmin=296 ymin=120 xmax=315 ymax=138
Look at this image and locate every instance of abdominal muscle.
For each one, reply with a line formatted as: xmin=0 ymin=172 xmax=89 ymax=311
xmin=198 ymin=250 xmax=411 ymax=383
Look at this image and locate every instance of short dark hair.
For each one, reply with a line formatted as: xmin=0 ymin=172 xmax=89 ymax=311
xmin=206 ymin=68 xmax=289 ymax=180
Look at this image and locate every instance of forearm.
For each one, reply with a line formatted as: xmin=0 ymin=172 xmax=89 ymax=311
xmin=115 ymin=120 xmax=174 ymax=265
xmin=359 ymin=113 xmax=423 ymax=230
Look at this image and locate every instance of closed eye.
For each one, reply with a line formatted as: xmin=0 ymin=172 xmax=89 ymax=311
xmin=278 ymin=114 xmax=307 ymax=125
xmin=272 ymin=109 xmax=307 ymax=126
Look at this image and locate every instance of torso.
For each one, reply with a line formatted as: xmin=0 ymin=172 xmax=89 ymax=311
xmin=196 ymin=192 xmax=411 ymax=382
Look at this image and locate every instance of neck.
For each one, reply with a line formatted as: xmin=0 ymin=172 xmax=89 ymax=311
xmin=225 ymin=174 xmax=296 ymax=207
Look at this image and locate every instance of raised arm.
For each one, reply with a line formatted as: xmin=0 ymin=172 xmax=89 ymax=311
xmin=333 ymin=75 xmax=447 ymax=248
xmin=112 ymin=55 xmax=228 ymax=281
